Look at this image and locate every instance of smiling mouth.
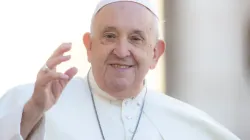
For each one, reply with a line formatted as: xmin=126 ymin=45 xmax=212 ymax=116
xmin=110 ymin=64 xmax=133 ymax=68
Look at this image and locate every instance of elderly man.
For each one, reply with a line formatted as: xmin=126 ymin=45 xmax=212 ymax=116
xmin=0 ymin=0 xmax=240 ymax=140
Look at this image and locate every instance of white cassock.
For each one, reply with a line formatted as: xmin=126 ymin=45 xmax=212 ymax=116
xmin=0 ymin=70 xmax=240 ymax=140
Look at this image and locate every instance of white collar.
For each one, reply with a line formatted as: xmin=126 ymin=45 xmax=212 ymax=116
xmin=88 ymin=69 xmax=147 ymax=105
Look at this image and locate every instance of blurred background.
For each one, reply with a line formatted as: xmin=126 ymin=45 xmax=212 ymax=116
xmin=0 ymin=0 xmax=249 ymax=139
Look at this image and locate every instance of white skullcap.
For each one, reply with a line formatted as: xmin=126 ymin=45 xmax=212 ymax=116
xmin=92 ymin=0 xmax=158 ymax=18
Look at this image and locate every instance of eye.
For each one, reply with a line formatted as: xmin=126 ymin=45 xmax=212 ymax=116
xmin=130 ymin=35 xmax=143 ymax=43
xmin=103 ymin=33 xmax=116 ymax=39
xmin=132 ymin=37 xmax=141 ymax=41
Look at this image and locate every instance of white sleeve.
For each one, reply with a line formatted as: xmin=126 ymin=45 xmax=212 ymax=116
xmin=0 ymin=85 xmax=46 ymax=140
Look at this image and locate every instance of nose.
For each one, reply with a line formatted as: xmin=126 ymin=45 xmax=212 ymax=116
xmin=113 ymin=39 xmax=131 ymax=58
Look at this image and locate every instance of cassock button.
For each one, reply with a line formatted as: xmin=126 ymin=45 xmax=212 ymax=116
xmin=129 ymin=128 xmax=135 ymax=133
xmin=137 ymin=102 xmax=141 ymax=106
xmin=126 ymin=116 xmax=132 ymax=120
xmin=124 ymin=100 xmax=129 ymax=105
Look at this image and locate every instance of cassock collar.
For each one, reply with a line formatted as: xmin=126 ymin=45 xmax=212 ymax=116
xmin=88 ymin=69 xmax=147 ymax=105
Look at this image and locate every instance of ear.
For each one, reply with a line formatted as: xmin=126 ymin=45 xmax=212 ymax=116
xmin=150 ymin=40 xmax=166 ymax=69
xmin=83 ymin=32 xmax=92 ymax=63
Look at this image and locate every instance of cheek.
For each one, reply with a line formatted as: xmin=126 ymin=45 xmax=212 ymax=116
xmin=130 ymin=47 xmax=153 ymax=66
xmin=91 ymin=45 xmax=112 ymax=63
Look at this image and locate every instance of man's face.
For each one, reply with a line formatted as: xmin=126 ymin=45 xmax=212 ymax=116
xmin=84 ymin=2 xmax=165 ymax=98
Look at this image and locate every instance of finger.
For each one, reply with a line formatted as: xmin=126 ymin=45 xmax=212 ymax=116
xmin=46 ymin=55 xmax=71 ymax=69
xmin=53 ymin=67 xmax=78 ymax=98
xmin=65 ymin=67 xmax=78 ymax=80
xmin=51 ymin=43 xmax=72 ymax=58
xmin=38 ymin=71 xmax=69 ymax=86
xmin=55 ymin=67 xmax=78 ymax=89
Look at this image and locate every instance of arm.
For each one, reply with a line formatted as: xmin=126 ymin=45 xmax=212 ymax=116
xmin=0 ymin=43 xmax=77 ymax=140
xmin=21 ymin=100 xmax=44 ymax=139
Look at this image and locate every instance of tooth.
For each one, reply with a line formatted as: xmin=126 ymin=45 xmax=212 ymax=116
xmin=112 ymin=64 xmax=129 ymax=68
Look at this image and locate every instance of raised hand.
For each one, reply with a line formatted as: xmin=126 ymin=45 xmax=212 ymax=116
xmin=30 ymin=42 xmax=78 ymax=112
xmin=20 ymin=43 xmax=78 ymax=139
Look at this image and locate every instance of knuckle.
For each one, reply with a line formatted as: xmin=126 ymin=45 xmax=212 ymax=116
xmin=48 ymin=56 xmax=65 ymax=67
xmin=48 ymin=72 xmax=58 ymax=79
xmin=46 ymin=59 xmax=53 ymax=68
xmin=47 ymin=59 xmax=55 ymax=67
xmin=52 ymin=58 xmax=62 ymax=66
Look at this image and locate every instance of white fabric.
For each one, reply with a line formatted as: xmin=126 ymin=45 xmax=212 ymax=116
xmin=93 ymin=0 xmax=158 ymax=18
xmin=0 ymin=70 xmax=241 ymax=140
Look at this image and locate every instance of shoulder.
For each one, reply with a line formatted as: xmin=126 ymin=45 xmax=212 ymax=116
xmin=54 ymin=76 xmax=91 ymax=102
xmin=0 ymin=83 xmax=35 ymax=109
xmin=0 ymin=83 xmax=35 ymax=100
xmin=65 ymin=76 xmax=88 ymax=89
xmin=62 ymin=76 xmax=89 ymax=95
xmin=146 ymin=89 xmax=215 ymax=121
xmin=145 ymin=89 xmax=240 ymax=140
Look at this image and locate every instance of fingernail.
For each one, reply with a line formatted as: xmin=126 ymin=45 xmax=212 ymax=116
xmin=63 ymin=55 xmax=71 ymax=59
xmin=66 ymin=44 xmax=72 ymax=48
xmin=63 ymin=42 xmax=72 ymax=48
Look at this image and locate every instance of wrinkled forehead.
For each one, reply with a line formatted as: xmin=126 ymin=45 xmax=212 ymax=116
xmin=92 ymin=2 xmax=156 ymax=35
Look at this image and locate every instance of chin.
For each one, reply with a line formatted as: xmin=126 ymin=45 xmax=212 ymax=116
xmin=106 ymin=78 xmax=131 ymax=92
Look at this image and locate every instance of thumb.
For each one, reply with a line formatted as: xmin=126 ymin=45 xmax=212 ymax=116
xmin=53 ymin=67 xmax=78 ymax=99
xmin=65 ymin=67 xmax=78 ymax=81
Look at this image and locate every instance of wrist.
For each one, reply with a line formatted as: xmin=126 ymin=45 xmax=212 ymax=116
xmin=24 ymin=99 xmax=44 ymax=118
xmin=21 ymin=99 xmax=44 ymax=139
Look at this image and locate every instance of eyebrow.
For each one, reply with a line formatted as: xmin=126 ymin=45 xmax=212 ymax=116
xmin=102 ymin=26 xmax=118 ymax=32
xmin=132 ymin=30 xmax=146 ymax=38
xmin=102 ymin=26 xmax=145 ymax=35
